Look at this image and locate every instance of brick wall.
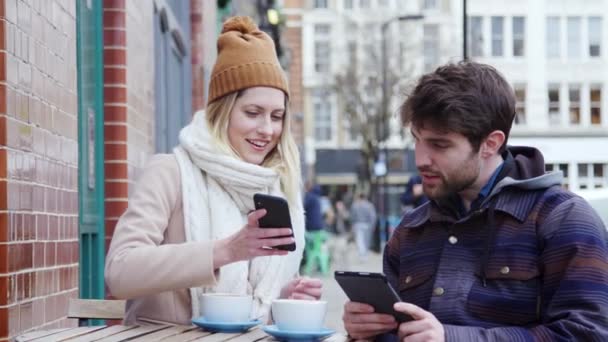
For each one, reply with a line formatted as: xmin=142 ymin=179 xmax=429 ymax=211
xmin=283 ymin=1 xmax=305 ymax=153
xmin=0 ymin=0 xmax=79 ymax=339
xmin=191 ymin=0 xmax=205 ymax=111
xmin=103 ymin=0 xmax=155 ymax=261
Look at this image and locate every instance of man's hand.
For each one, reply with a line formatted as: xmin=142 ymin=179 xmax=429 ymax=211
xmin=394 ymin=302 xmax=444 ymax=342
xmin=343 ymin=301 xmax=398 ymax=340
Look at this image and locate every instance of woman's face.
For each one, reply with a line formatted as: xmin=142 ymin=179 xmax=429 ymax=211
xmin=228 ymin=87 xmax=286 ymax=165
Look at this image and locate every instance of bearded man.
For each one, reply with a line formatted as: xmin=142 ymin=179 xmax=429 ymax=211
xmin=342 ymin=61 xmax=608 ymax=341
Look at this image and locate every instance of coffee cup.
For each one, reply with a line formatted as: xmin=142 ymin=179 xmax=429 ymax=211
xmin=271 ymin=299 xmax=327 ymax=332
xmin=200 ymin=293 xmax=252 ymax=323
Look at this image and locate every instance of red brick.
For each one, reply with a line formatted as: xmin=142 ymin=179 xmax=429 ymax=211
xmin=103 ymin=28 xmax=126 ymax=46
xmin=0 ymin=244 xmax=6 ymax=273
xmin=104 ymin=85 xmax=126 ymax=103
xmin=0 ymin=276 xmax=7 ymax=306
xmin=0 ymin=180 xmax=6 ymax=211
xmin=104 ymin=123 xmax=127 ymax=142
xmin=105 ymin=142 xmax=127 ymax=161
xmin=103 ymin=49 xmax=126 ymax=67
xmin=105 ymin=181 xmax=128 ymax=199
xmin=103 ymin=10 xmax=125 ymax=29
xmin=0 ymin=52 xmax=5 ymax=82
xmin=104 ymin=161 xmax=127 ymax=179
xmin=0 ymin=306 xmax=7 ymax=338
xmin=104 ymin=105 xmax=127 ymax=122
xmin=104 ymin=67 xmax=126 ymax=83
xmin=105 ymin=200 xmax=127 ymax=219
xmin=103 ymin=0 xmax=126 ymax=9
xmin=0 ymin=84 xmax=6 ymax=114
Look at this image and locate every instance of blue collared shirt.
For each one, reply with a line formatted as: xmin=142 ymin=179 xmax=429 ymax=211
xmin=458 ymin=162 xmax=504 ymax=216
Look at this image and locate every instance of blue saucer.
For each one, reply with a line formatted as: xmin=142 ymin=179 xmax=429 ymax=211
xmin=261 ymin=325 xmax=335 ymax=341
xmin=192 ymin=317 xmax=261 ymax=333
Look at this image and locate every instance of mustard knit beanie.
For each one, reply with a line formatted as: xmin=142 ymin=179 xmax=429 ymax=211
xmin=207 ymin=16 xmax=289 ymax=105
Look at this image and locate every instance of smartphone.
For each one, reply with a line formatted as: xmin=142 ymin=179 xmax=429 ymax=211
xmin=334 ymin=271 xmax=412 ymax=323
xmin=253 ymin=193 xmax=296 ymax=251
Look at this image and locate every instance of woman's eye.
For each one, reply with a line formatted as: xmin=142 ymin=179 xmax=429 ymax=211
xmin=271 ymin=115 xmax=284 ymax=121
xmin=245 ymin=111 xmax=258 ymax=116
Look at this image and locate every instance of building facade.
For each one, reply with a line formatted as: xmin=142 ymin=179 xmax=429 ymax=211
xmin=299 ymin=0 xmax=608 ymax=219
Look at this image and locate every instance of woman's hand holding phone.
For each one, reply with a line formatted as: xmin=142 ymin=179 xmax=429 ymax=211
xmin=213 ymin=209 xmax=294 ymax=269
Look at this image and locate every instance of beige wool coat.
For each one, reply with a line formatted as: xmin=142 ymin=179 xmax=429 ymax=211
xmin=105 ymin=154 xmax=219 ymax=325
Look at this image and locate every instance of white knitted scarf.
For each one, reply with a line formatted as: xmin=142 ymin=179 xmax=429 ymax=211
xmin=173 ymin=111 xmax=304 ymax=321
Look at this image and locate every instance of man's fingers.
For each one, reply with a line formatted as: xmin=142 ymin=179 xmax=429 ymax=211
xmin=394 ymin=302 xmax=429 ymax=320
xmin=397 ymin=319 xmax=429 ymax=337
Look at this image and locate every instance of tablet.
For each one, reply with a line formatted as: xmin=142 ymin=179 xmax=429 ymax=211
xmin=334 ymin=271 xmax=413 ymax=323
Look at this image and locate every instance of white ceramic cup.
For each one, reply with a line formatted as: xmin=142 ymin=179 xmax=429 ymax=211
xmin=200 ymin=293 xmax=253 ymax=323
xmin=271 ymin=299 xmax=327 ymax=332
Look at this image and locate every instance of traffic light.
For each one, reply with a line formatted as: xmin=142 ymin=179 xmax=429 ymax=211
xmin=257 ymin=0 xmax=283 ymax=59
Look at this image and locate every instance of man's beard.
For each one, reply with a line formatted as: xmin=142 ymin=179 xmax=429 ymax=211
xmin=421 ymin=154 xmax=480 ymax=200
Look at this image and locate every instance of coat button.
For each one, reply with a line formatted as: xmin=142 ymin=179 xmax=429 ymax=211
xmin=448 ymin=235 xmax=458 ymax=244
xmin=433 ymin=287 xmax=445 ymax=296
xmin=500 ymin=266 xmax=510 ymax=275
xmin=405 ymin=275 xmax=412 ymax=284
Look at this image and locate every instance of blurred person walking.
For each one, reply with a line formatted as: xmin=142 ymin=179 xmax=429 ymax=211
xmin=349 ymin=193 xmax=377 ymax=260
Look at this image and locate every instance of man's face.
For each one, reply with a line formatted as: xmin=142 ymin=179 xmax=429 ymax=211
xmin=412 ymin=127 xmax=481 ymax=200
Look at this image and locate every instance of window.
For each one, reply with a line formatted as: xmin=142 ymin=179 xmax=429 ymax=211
xmin=314 ymin=24 xmax=331 ymax=73
xmin=491 ymin=16 xmax=504 ymax=57
xmin=589 ymin=17 xmax=602 ymax=57
xmin=514 ymin=84 xmax=526 ymax=124
xmin=579 ymin=163 xmax=589 ymax=189
xmin=548 ymin=85 xmax=560 ymax=125
xmin=423 ymin=0 xmax=437 ymax=10
xmin=359 ymin=0 xmax=370 ymax=8
xmin=591 ymin=87 xmax=602 ymax=125
xmin=344 ymin=0 xmax=353 ymax=9
xmin=423 ymin=24 xmax=439 ymax=72
xmin=592 ymin=163 xmax=607 ymax=188
xmin=314 ymin=0 xmax=328 ymax=8
xmin=378 ymin=0 xmax=389 ymax=7
xmin=569 ymin=85 xmax=581 ymax=124
xmin=512 ymin=16 xmax=525 ymax=57
xmin=314 ymin=42 xmax=330 ymax=72
xmin=469 ymin=16 xmax=483 ymax=57
xmin=559 ymin=163 xmax=570 ymax=189
xmin=567 ymin=17 xmax=581 ymax=59
xmin=314 ymin=95 xmax=332 ymax=141
xmin=546 ymin=16 xmax=561 ymax=58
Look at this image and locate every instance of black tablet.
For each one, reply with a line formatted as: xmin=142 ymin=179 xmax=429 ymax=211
xmin=334 ymin=271 xmax=413 ymax=323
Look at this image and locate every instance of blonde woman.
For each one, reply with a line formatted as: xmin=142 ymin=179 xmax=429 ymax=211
xmin=105 ymin=16 xmax=321 ymax=325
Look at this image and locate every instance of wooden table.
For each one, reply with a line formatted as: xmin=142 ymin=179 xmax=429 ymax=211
xmin=16 ymin=323 xmax=349 ymax=342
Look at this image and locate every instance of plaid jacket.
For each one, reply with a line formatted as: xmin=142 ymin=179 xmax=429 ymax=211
xmin=384 ymin=147 xmax=608 ymax=341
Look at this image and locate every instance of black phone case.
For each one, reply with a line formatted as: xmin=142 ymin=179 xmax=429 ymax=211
xmin=253 ymin=193 xmax=296 ymax=251
xmin=334 ymin=271 xmax=412 ymax=323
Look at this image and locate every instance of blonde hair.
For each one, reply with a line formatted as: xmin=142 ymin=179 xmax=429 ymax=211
xmin=206 ymin=91 xmax=302 ymax=207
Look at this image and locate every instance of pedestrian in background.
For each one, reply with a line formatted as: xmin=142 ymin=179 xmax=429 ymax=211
xmin=105 ymin=16 xmax=322 ymax=326
xmin=399 ymin=174 xmax=428 ymax=212
xmin=349 ymin=192 xmax=377 ymax=260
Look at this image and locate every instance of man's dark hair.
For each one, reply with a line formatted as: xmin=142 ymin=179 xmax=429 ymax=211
xmin=400 ymin=61 xmax=516 ymax=153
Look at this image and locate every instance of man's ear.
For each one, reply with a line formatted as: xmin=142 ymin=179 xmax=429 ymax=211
xmin=481 ymin=130 xmax=505 ymax=158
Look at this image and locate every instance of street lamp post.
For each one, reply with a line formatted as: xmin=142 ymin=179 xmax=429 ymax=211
xmin=379 ymin=14 xmax=423 ymax=248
